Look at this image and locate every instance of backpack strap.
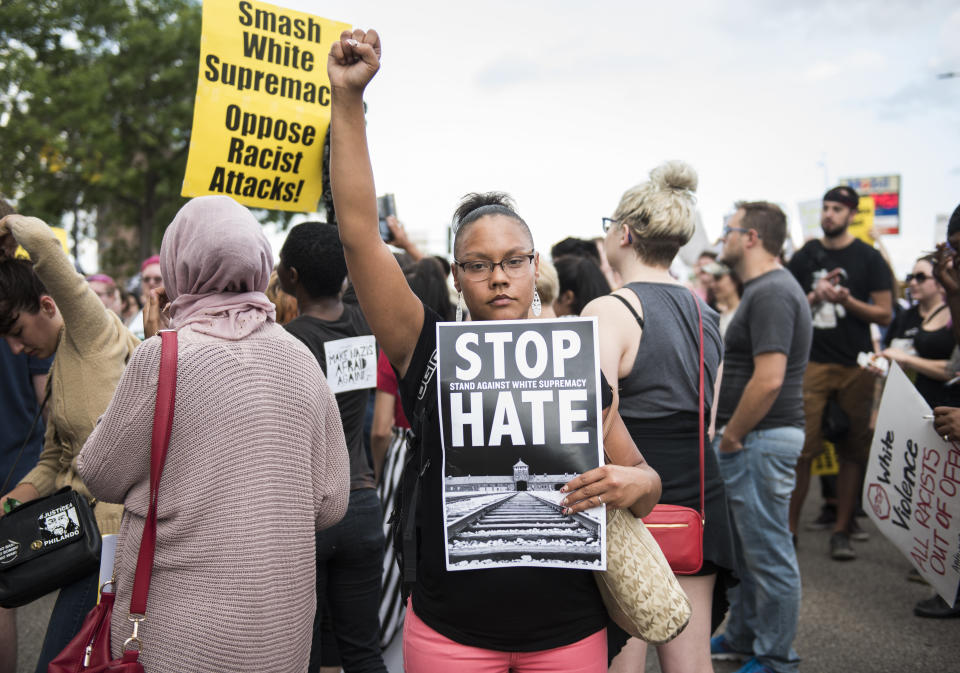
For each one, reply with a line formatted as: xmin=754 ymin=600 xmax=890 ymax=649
xmin=396 ymin=349 xmax=437 ymax=594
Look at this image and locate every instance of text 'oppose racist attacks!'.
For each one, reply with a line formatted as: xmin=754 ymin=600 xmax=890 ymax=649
xmin=182 ymin=0 xmax=350 ymax=211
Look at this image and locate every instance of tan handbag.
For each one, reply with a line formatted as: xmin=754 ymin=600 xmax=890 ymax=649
xmin=595 ymin=507 xmax=692 ymax=644
xmin=593 ymin=378 xmax=692 ymax=645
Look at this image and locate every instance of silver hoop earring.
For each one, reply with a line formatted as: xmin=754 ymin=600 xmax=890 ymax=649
xmin=456 ymin=292 xmax=464 ymax=322
xmin=531 ymin=290 xmax=542 ymax=317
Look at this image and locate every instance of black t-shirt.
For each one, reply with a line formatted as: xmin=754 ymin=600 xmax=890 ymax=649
xmin=398 ymin=305 xmax=608 ymax=651
xmin=883 ymin=305 xmax=922 ymax=349
xmin=788 ymin=238 xmax=892 ymax=366
xmin=0 ymin=344 xmax=52 ymax=484
xmin=717 ymin=269 xmax=812 ymax=429
xmin=914 ymin=325 xmax=960 ymax=408
xmin=885 ymin=304 xmax=960 ymax=408
xmin=286 ymin=305 xmax=376 ymax=491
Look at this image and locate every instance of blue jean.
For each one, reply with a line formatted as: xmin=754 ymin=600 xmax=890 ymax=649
xmin=33 ymin=570 xmax=99 ymax=673
xmin=310 ymin=487 xmax=388 ymax=673
xmin=714 ymin=426 xmax=803 ymax=673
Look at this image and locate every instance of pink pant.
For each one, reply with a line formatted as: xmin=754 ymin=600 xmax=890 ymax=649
xmin=402 ymin=600 xmax=607 ymax=673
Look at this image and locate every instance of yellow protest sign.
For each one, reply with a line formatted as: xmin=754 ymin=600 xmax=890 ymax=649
xmin=841 ymin=175 xmax=901 ymax=236
xmin=182 ymin=0 xmax=350 ymax=211
xmin=15 ymin=227 xmax=71 ymax=259
xmin=849 ymin=196 xmax=876 ymax=245
xmin=811 ymin=441 xmax=840 ymax=476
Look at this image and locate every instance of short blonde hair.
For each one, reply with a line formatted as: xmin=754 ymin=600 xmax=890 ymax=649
xmin=613 ymin=160 xmax=698 ymax=266
xmin=536 ymin=258 xmax=559 ymax=305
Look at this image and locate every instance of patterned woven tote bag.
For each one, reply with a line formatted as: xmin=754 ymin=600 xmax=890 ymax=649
xmin=595 ymin=506 xmax=691 ymax=645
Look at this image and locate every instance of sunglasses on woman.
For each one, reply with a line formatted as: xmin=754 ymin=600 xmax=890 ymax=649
xmin=905 ymin=272 xmax=933 ymax=283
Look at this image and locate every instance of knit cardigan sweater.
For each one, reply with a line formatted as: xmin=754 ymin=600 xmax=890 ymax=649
xmin=12 ymin=217 xmax=139 ymax=535
xmin=78 ymin=323 xmax=350 ymax=673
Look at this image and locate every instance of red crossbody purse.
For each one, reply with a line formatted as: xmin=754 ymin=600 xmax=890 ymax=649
xmin=49 ymin=330 xmax=178 ymax=672
xmin=640 ymin=290 xmax=706 ymax=575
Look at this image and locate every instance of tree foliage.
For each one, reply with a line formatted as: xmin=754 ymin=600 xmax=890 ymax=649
xmin=0 ymin=0 xmax=201 ymax=276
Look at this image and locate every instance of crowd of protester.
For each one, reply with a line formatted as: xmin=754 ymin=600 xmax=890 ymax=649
xmin=1 ymin=27 xmax=959 ymax=673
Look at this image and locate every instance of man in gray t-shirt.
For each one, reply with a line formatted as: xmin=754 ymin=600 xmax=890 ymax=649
xmin=710 ymin=202 xmax=812 ymax=673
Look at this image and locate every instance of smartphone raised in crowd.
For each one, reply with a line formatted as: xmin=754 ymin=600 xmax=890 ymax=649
xmin=378 ymin=194 xmax=396 ymax=242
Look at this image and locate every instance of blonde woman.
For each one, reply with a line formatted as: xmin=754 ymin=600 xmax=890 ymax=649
xmin=534 ymin=258 xmax=559 ymax=319
xmin=583 ymin=162 xmax=736 ymax=673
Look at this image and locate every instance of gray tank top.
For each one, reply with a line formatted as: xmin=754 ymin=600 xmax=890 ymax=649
xmin=615 ymin=282 xmax=722 ymax=420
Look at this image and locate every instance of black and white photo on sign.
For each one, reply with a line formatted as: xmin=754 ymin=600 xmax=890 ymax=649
xmin=324 ymin=335 xmax=377 ymax=394
xmin=436 ymin=317 xmax=605 ymax=572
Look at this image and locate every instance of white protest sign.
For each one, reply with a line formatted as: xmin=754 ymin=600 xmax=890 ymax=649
xmin=98 ymin=535 xmax=117 ymax=600
xmin=436 ymin=318 xmax=605 ymax=572
xmin=797 ymin=199 xmax=822 ymax=241
xmin=865 ymin=363 xmax=960 ymax=606
xmin=323 ymin=335 xmax=377 ymax=394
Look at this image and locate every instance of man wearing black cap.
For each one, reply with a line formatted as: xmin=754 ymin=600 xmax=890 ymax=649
xmin=787 ymin=185 xmax=893 ymax=561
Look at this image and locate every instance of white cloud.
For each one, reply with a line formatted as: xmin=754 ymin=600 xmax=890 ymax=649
xmin=803 ymin=61 xmax=842 ymax=83
xmin=803 ymin=49 xmax=886 ymax=82
xmin=935 ymin=8 xmax=960 ymax=70
xmin=849 ymin=49 xmax=885 ymax=68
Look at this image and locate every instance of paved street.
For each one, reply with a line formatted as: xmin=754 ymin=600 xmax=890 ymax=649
xmin=707 ymin=502 xmax=959 ymax=672
xmin=14 ymin=493 xmax=959 ymax=672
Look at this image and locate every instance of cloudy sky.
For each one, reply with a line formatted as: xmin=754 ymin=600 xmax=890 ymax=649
xmin=274 ymin=0 xmax=958 ymax=277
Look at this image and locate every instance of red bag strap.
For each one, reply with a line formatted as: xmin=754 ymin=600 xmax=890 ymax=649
xmin=127 ymin=330 xmax=177 ymax=631
xmin=688 ymin=289 xmax=706 ymax=522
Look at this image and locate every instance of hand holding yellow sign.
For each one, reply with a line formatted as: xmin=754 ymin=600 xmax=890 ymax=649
xmin=182 ymin=0 xmax=350 ymax=212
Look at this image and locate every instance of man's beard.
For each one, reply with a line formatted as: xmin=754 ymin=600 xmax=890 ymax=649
xmin=822 ymin=221 xmax=848 ymax=239
xmin=719 ymin=249 xmax=740 ymax=270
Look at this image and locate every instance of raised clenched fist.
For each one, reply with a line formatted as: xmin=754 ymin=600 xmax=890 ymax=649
xmin=327 ymin=29 xmax=381 ymax=94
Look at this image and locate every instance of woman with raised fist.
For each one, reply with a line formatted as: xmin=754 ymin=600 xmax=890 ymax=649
xmin=326 ymin=29 xmax=661 ymax=673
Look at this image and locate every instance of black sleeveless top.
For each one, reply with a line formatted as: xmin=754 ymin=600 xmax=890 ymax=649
xmin=615 ymin=283 xmax=721 ymax=419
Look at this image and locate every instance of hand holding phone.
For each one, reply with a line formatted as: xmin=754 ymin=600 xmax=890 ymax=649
xmin=377 ymin=194 xmax=396 ymax=242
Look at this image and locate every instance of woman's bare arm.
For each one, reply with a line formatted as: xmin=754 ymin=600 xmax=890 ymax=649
xmin=371 ymin=390 xmax=396 ymax=482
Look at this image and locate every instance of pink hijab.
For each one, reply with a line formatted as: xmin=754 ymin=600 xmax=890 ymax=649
xmin=160 ymin=196 xmax=276 ymax=339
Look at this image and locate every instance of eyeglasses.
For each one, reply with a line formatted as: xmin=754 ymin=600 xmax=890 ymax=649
xmin=722 ymin=226 xmax=751 ymax=238
xmin=905 ymin=272 xmax=933 ymax=283
xmin=455 ymin=253 xmax=535 ymax=281
xmin=142 ymin=275 xmax=163 ymax=285
xmin=602 ymin=217 xmax=619 ymax=233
